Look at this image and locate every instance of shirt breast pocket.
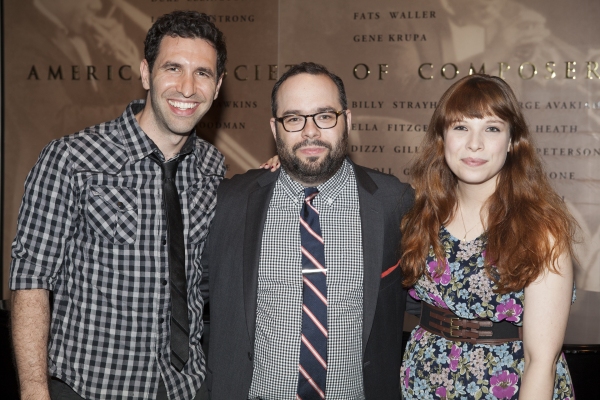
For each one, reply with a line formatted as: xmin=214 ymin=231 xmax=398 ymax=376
xmin=186 ymin=177 xmax=219 ymax=245
xmin=86 ymin=186 xmax=138 ymax=244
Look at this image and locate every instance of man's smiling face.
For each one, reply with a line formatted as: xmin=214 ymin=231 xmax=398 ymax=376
xmin=141 ymin=36 xmax=222 ymax=137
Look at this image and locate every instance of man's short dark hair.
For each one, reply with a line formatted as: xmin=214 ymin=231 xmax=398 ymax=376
xmin=144 ymin=10 xmax=227 ymax=78
xmin=271 ymin=62 xmax=348 ymax=117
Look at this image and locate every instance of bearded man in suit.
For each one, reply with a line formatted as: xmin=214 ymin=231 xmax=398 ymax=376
xmin=205 ymin=62 xmax=414 ymax=400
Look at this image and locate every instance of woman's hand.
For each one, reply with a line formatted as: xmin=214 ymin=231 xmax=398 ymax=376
xmin=259 ymin=155 xmax=280 ymax=172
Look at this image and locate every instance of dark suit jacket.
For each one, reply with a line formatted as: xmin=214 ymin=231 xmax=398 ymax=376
xmin=205 ymin=162 xmax=414 ymax=399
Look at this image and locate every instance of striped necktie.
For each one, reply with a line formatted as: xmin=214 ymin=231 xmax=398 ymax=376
xmin=297 ymin=187 xmax=327 ymax=399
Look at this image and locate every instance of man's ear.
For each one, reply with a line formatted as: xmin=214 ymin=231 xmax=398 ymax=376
xmin=140 ymin=60 xmax=151 ymax=91
xmin=270 ymin=118 xmax=277 ymax=140
xmin=345 ymin=109 xmax=352 ymax=132
xmin=213 ymin=74 xmax=224 ymax=100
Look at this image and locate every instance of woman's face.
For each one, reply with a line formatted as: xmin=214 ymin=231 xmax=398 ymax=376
xmin=444 ymin=115 xmax=511 ymax=192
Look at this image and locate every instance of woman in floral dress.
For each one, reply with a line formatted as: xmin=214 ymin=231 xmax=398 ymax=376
xmin=400 ymin=74 xmax=577 ymax=399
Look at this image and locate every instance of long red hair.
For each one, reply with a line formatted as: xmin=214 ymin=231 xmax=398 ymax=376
xmin=400 ymin=74 xmax=578 ymax=293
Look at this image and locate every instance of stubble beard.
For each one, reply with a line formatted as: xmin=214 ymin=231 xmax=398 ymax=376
xmin=275 ymin=125 xmax=349 ymax=185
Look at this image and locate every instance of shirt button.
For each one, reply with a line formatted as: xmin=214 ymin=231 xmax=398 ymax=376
xmin=162 ymin=279 xmax=168 ymax=286
xmin=162 ymin=238 xmax=167 ymax=245
xmin=117 ymin=201 xmax=124 ymax=209
xmin=248 ymin=352 xmax=253 ymax=361
xmin=159 ymin=317 xmax=164 ymax=324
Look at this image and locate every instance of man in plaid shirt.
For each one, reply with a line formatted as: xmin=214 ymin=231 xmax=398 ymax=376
xmin=10 ymin=11 xmax=226 ymax=400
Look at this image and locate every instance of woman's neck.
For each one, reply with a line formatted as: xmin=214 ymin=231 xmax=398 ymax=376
xmin=447 ymin=182 xmax=495 ymax=241
xmin=456 ymin=178 xmax=496 ymax=207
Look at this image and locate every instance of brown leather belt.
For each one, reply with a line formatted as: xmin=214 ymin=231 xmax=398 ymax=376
xmin=419 ymin=302 xmax=523 ymax=344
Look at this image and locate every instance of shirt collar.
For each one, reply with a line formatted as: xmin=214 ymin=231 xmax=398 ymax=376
xmin=317 ymin=158 xmax=351 ymax=205
xmin=117 ymin=100 xmax=197 ymax=163
xmin=278 ymin=169 xmax=305 ymax=203
xmin=278 ymin=158 xmax=352 ymax=207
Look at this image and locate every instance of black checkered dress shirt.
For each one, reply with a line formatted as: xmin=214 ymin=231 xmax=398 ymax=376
xmin=10 ymin=100 xmax=225 ymax=399
xmin=249 ymin=160 xmax=365 ymax=399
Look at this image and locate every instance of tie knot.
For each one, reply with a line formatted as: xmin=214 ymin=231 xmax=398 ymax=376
xmin=304 ymin=187 xmax=318 ymax=203
xmin=163 ymin=159 xmax=179 ymax=180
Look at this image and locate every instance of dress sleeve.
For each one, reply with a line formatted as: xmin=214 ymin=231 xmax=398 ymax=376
xmin=10 ymin=139 xmax=75 ymax=290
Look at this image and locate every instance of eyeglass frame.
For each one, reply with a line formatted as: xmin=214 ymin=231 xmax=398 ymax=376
xmin=274 ymin=109 xmax=347 ymax=132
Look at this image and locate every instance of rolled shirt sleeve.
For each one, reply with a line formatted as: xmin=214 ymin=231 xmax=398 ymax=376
xmin=10 ymin=139 xmax=74 ymax=291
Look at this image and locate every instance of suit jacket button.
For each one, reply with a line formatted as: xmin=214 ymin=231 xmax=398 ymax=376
xmin=248 ymin=352 xmax=253 ymax=361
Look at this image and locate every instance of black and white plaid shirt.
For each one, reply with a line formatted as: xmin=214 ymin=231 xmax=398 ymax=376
xmin=249 ymin=160 xmax=365 ymax=399
xmin=10 ymin=100 xmax=225 ymax=399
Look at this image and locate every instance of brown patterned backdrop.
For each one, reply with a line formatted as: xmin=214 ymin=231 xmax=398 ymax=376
xmin=3 ymin=0 xmax=599 ymax=343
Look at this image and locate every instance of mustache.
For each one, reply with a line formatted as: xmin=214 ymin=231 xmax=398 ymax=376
xmin=292 ymin=139 xmax=333 ymax=152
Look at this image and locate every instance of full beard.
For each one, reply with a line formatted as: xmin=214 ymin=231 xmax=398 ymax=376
xmin=276 ymin=126 xmax=348 ymax=185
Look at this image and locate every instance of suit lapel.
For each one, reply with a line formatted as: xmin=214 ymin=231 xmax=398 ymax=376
xmin=243 ymin=171 xmax=279 ymax=346
xmin=353 ymin=164 xmax=384 ymax=354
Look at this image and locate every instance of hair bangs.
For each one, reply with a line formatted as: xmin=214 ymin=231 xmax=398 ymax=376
xmin=441 ymin=77 xmax=513 ymax=130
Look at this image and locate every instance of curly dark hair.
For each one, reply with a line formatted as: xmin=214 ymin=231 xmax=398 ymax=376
xmin=144 ymin=10 xmax=227 ymax=78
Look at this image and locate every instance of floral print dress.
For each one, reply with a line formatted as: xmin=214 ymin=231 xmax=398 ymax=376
xmin=401 ymin=227 xmax=575 ymax=400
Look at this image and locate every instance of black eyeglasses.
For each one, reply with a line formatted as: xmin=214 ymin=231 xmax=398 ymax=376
xmin=275 ymin=110 xmax=346 ymax=132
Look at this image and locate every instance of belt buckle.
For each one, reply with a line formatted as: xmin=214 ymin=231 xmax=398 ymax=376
xmin=449 ymin=317 xmax=461 ymax=337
